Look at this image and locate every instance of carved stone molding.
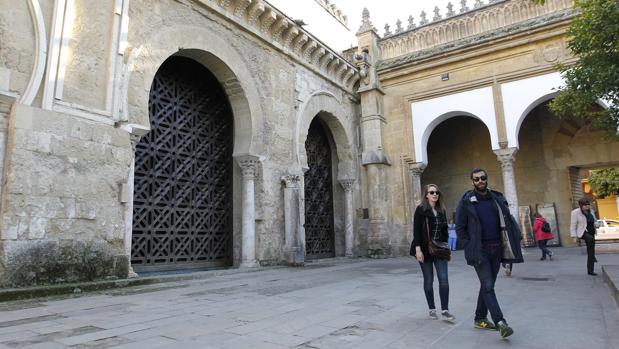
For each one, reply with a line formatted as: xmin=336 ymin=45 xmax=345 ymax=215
xmin=192 ymin=0 xmax=359 ymax=91
xmin=494 ymin=147 xmax=518 ymax=169
xmin=236 ymin=155 xmax=261 ymax=179
xmin=281 ymin=174 xmax=301 ymax=188
xmin=339 ymin=179 xmax=356 ymax=192
xmin=378 ymin=0 xmax=573 ymax=61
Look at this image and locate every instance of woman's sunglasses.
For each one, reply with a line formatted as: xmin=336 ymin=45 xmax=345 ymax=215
xmin=428 ymin=191 xmax=440 ymax=195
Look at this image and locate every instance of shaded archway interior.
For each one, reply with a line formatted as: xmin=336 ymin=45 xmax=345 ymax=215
xmin=422 ymin=115 xmax=503 ymax=219
xmin=131 ymin=56 xmax=234 ymax=272
xmin=514 ymin=101 xmax=619 ymax=245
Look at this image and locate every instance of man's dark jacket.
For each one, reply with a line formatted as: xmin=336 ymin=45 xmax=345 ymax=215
xmin=455 ymin=189 xmax=524 ymax=266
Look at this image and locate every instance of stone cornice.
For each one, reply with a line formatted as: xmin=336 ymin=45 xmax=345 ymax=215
xmin=314 ymin=0 xmax=348 ymax=29
xmin=187 ymin=0 xmax=359 ymax=94
xmin=378 ymin=0 xmax=574 ymax=64
xmin=380 ymin=20 xmax=575 ymax=88
xmin=378 ymin=7 xmax=576 ymax=72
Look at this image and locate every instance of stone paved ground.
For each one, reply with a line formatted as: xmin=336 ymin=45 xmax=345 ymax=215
xmin=0 ymin=246 xmax=618 ymax=349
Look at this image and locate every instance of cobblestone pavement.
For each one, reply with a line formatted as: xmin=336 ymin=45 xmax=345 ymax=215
xmin=0 ymin=246 xmax=618 ymax=349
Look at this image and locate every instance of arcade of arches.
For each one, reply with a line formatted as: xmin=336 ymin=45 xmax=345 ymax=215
xmin=2 ymin=0 xmax=619 ymax=286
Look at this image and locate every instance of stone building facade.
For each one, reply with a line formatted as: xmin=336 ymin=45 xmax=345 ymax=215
xmin=0 ymin=0 xmax=616 ymax=287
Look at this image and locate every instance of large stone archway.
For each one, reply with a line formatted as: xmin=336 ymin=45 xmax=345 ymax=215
xmin=296 ymin=91 xmax=356 ymax=179
xmin=125 ymin=25 xmax=264 ymax=158
xmin=123 ymin=25 xmax=266 ymax=271
xmin=131 ymin=56 xmax=234 ymax=272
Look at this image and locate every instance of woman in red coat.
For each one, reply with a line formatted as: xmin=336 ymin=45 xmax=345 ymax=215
xmin=533 ymin=213 xmax=554 ymax=260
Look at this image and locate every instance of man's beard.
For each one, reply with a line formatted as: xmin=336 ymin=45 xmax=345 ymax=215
xmin=474 ymin=181 xmax=487 ymax=192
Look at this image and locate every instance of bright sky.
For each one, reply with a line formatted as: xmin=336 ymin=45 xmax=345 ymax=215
xmin=268 ymin=0 xmax=455 ymax=51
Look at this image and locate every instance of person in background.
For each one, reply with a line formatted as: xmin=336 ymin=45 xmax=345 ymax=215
xmin=448 ymin=219 xmax=457 ymax=251
xmin=533 ymin=212 xmax=554 ymax=261
xmin=412 ymin=184 xmax=455 ymax=322
xmin=570 ymin=198 xmax=597 ymax=275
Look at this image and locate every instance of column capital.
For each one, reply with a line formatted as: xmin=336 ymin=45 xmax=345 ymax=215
xmin=494 ymin=147 xmax=518 ymax=168
xmin=339 ymin=178 xmax=356 ymax=192
xmin=408 ymin=162 xmax=427 ymax=176
xmin=236 ymin=155 xmax=261 ymax=179
xmin=281 ymin=174 xmax=301 ymax=188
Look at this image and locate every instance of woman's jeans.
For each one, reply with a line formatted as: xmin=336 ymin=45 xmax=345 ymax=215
xmin=419 ymin=258 xmax=449 ymax=310
xmin=448 ymin=236 xmax=457 ymax=251
xmin=538 ymin=239 xmax=552 ymax=259
xmin=473 ymin=246 xmax=504 ymax=324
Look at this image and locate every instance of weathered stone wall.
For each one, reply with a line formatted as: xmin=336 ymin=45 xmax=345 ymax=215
xmin=377 ymin=14 xmax=575 ymax=251
xmin=127 ymin=0 xmax=360 ymax=265
xmin=0 ymin=104 xmax=132 ymax=287
xmin=0 ymin=1 xmax=34 ymax=96
xmin=61 ymin=0 xmax=115 ymax=110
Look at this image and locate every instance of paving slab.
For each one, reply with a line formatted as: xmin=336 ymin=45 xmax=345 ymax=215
xmin=0 ymin=246 xmax=617 ymax=348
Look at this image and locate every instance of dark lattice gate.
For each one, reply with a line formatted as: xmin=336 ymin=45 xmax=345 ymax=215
xmin=304 ymin=119 xmax=335 ymax=259
xmin=131 ymin=56 xmax=233 ymax=271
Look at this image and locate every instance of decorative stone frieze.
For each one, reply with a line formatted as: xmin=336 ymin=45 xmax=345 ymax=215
xmin=377 ymin=0 xmax=573 ymax=62
xmin=186 ymin=0 xmax=358 ymax=92
xmin=271 ymin=16 xmax=289 ymax=41
xmin=233 ymin=0 xmax=252 ymax=18
xmin=246 ymin=1 xmax=265 ymax=25
xmin=259 ymin=9 xmax=277 ymax=33
xmin=314 ymin=0 xmax=349 ymax=28
xmin=303 ymin=41 xmax=319 ymax=62
xmin=283 ymin=27 xmax=300 ymax=48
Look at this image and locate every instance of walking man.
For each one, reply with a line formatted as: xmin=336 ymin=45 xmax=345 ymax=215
xmin=570 ymin=198 xmax=597 ymax=275
xmin=456 ymin=168 xmax=523 ymax=338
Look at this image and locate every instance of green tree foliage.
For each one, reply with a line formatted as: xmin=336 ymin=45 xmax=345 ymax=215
xmin=532 ymin=0 xmax=619 ymax=137
xmin=588 ymin=168 xmax=619 ymax=198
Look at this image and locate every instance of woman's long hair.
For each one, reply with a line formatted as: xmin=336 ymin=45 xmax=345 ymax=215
xmin=420 ymin=184 xmax=446 ymax=214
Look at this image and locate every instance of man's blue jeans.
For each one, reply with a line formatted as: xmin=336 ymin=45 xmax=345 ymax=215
xmin=419 ymin=258 xmax=449 ymax=310
xmin=473 ymin=246 xmax=504 ymax=323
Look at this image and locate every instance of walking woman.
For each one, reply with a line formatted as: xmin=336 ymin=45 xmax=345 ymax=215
xmin=412 ymin=184 xmax=455 ymax=321
xmin=533 ymin=212 xmax=554 ymax=260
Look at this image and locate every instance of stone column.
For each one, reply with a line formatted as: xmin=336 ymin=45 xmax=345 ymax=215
xmin=237 ymin=155 xmax=260 ymax=267
xmin=494 ymin=147 xmax=519 ymax=218
xmin=339 ymin=179 xmax=356 ymax=257
xmin=408 ymin=162 xmax=427 ymax=210
xmin=122 ymin=132 xmax=144 ymax=278
xmin=281 ymin=174 xmax=304 ymax=265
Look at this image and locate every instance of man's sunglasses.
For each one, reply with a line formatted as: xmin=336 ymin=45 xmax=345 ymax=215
xmin=428 ymin=191 xmax=440 ymax=195
xmin=472 ymin=175 xmax=487 ymax=182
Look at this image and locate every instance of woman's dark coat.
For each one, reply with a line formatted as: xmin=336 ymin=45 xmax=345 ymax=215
xmin=411 ymin=205 xmax=448 ymax=260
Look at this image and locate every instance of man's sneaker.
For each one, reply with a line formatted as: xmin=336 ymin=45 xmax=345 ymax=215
xmin=474 ymin=318 xmax=496 ymax=330
xmin=441 ymin=310 xmax=455 ymax=322
xmin=496 ymin=320 xmax=514 ymax=338
xmin=428 ymin=309 xmax=439 ymax=320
